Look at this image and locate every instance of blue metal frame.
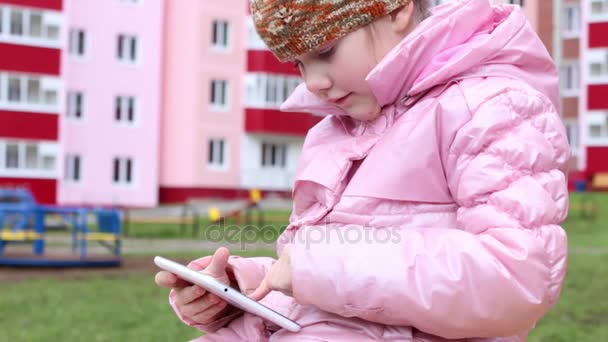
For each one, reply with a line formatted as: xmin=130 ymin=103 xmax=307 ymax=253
xmin=0 ymin=188 xmax=123 ymax=267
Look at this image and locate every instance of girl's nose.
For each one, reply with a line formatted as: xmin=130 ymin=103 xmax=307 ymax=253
xmin=304 ymin=70 xmax=332 ymax=97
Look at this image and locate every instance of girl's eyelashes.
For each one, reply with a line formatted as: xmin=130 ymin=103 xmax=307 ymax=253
xmin=317 ymin=46 xmax=335 ymax=59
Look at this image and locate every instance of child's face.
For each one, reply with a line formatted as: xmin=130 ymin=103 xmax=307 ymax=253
xmin=293 ymin=6 xmax=416 ymax=121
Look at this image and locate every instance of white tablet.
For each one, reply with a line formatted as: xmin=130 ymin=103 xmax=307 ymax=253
xmin=154 ymin=256 xmax=301 ymax=333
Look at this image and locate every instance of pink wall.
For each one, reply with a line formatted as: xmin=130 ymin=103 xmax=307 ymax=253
xmin=161 ymin=0 xmax=246 ymax=189
xmin=59 ymin=0 xmax=165 ymax=207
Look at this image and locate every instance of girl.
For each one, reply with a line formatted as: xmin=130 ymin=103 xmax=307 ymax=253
xmin=156 ymin=0 xmax=570 ymax=340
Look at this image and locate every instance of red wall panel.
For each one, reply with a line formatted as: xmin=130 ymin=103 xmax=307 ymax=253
xmin=0 ymin=111 xmax=59 ymax=141
xmin=0 ymin=0 xmax=62 ymax=11
xmin=0 ymin=178 xmax=56 ymax=204
xmin=589 ymin=22 xmax=608 ymax=48
xmin=245 ymin=108 xmax=321 ymax=136
xmin=0 ymin=43 xmax=61 ymax=75
xmin=586 ymin=147 xmax=608 ymax=174
xmin=247 ymin=50 xmax=300 ymax=76
xmin=587 ymin=85 xmax=608 ymax=110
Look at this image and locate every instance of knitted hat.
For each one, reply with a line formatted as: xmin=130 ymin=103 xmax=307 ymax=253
xmin=251 ymin=0 xmax=412 ymax=62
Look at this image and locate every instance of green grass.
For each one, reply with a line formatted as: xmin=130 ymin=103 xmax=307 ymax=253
xmin=1 ymin=197 xmax=607 ymax=341
xmin=0 ymin=249 xmax=276 ymax=342
xmin=0 ymin=275 xmax=203 ymax=341
xmin=123 ymin=210 xmax=290 ymax=240
xmin=529 ymin=252 xmax=608 ymax=341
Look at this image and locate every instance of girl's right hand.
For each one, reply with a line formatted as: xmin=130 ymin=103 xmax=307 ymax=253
xmin=155 ymin=247 xmax=233 ymax=325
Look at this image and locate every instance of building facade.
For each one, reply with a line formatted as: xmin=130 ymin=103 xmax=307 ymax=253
xmin=59 ymin=0 xmax=165 ymax=207
xmin=0 ymin=0 xmax=64 ymax=204
xmin=579 ymin=0 xmax=608 ymax=180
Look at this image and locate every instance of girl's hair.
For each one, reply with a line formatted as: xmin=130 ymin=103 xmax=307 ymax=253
xmin=414 ymin=0 xmax=433 ymax=23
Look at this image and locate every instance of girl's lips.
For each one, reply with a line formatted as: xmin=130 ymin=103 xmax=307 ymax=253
xmin=329 ymin=93 xmax=352 ymax=106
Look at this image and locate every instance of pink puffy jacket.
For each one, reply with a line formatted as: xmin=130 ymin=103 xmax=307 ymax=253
xmin=171 ymin=0 xmax=569 ymax=340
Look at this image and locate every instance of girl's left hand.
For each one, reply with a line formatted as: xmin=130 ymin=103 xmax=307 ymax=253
xmin=249 ymin=244 xmax=293 ymax=300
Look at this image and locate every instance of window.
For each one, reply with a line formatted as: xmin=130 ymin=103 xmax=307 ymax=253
xmin=210 ymin=80 xmax=228 ymax=109
xmin=25 ymin=143 xmax=38 ymax=169
xmin=2 ymin=73 xmax=58 ymax=107
xmin=208 ymin=139 xmax=226 ymax=167
xmin=29 ymin=12 xmax=42 ymax=37
xmin=560 ymin=63 xmax=579 ymax=94
xmin=507 ymin=0 xmax=524 ymax=6
xmin=8 ymin=76 xmax=21 ymax=102
xmin=117 ymin=34 xmax=138 ymax=62
xmin=591 ymin=0 xmax=608 ymax=15
xmin=6 ymin=142 xmax=19 ymax=169
xmin=246 ymin=74 xmax=301 ymax=108
xmin=69 ymin=29 xmax=86 ymax=56
xmin=67 ymin=92 xmax=84 ymax=119
xmin=27 ymin=78 xmax=40 ymax=103
xmin=588 ymin=50 xmax=608 ymax=80
xmin=590 ymin=124 xmax=603 ymax=137
xmin=563 ymin=5 xmax=581 ymax=36
xmin=1 ymin=9 xmax=60 ymax=44
xmin=113 ymin=157 xmax=133 ymax=184
xmin=115 ymin=96 xmax=136 ymax=123
xmin=261 ymin=142 xmax=287 ymax=168
xmin=212 ymin=20 xmax=230 ymax=49
xmin=588 ymin=113 xmax=608 ymax=139
xmin=10 ymin=10 xmax=23 ymax=36
xmin=65 ymin=155 xmax=81 ymax=182
xmin=564 ymin=121 xmax=579 ymax=155
xmin=0 ymin=141 xmax=57 ymax=172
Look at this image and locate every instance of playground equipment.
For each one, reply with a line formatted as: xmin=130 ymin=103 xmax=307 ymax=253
xmin=207 ymin=189 xmax=265 ymax=227
xmin=0 ymin=188 xmax=122 ymax=267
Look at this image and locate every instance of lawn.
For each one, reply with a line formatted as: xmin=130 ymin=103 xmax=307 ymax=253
xmin=1 ymin=194 xmax=607 ymax=341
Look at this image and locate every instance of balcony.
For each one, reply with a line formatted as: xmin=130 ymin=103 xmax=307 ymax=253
xmin=245 ymin=108 xmax=321 ymax=136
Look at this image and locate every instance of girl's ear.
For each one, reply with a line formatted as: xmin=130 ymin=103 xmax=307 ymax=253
xmin=390 ymin=2 xmax=415 ymax=35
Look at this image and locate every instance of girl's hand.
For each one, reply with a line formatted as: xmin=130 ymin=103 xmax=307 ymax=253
xmin=249 ymin=244 xmax=293 ymax=300
xmin=155 ymin=247 xmax=234 ymax=324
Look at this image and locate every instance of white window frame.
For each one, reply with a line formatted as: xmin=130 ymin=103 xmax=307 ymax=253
xmin=261 ymin=142 xmax=288 ymax=169
xmin=563 ymin=119 xmax=579 ymax=157
xmin=0 ymin=72 xmax=59 ymax=113
xmin=210 ymin=79 xmax=229 ymax=111
xmin=560 ymin=62 xmax=579 ymax=97
xmin=506 ymin=0 xmax=524 ymax=6
xmin=587 ymin=49 xmax=608 ymax=84
xmin=211 ymin=19 xmax=230 ymax=51
xmin=587 ymin=112 xmax=608 ymax=144
xmin=208 ymin=139 xmax=228 ymax=170
xmin=0 ymin=7 xmax=62 ymax=48
xmin=562 ymin=4 xmax=581 ymax=38
xmin=0 ymin=140 xmax=58 ymax=178
xmin=114 ymin=95 xmax=137 ymax=125
xmin=245 ymin=73 xmax=302 ymax=109
xmin=590 ymin=0 xmax=608 ymax=21
xmin=69 ymin=28 xmax=86 ymax=57
xmin=64 ymin=154 xmax=82 ymax=182
xmin=117 ymin=34 xmax=139 ymax=64
xmin=112 ymin=157 xmax=134 ymax=185
xmin=67 ymin=91 xmax=84 ymax=120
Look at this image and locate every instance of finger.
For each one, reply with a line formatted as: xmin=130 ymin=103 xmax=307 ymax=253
xmin=173 ymin=285 xmax=206 ymax=306
xmin=155 ymin=271 xmax=191 ymax=289
xmin=180 ymin=293 xmax=224 ymax=318
xmin=248 ymin=278 xmax=271 ymax=301
xmin=189 ymin=300 xmax=229 ymax=325
xmin=204 ymin=247 xmax=230 ymax=278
